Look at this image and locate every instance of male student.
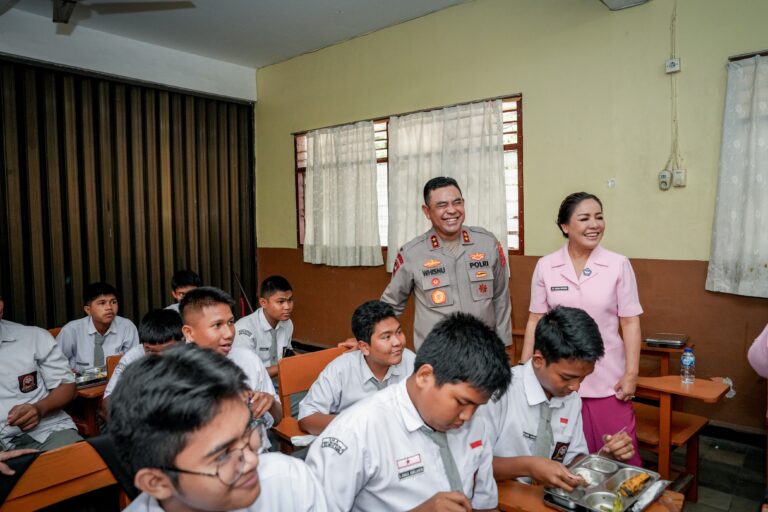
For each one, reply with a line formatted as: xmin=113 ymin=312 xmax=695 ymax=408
xmin=165 ymin=270 xmax=202 ymax=313
xmin=108 ymin=343 xmax=327 ymax=511
xmin=234 ymin=276 xmax=294 ymax=378
xmin=480 ymin=306 xmax=634 ymax=491
xmin=103 ymin=309 xmax=184 ymax=401
xmin=180 ymin=287 xmax=283 ymax=448
xmin=298 ymin=300 xmax=416 ymax=435
xmin=1 ymin=296 xmax=82 ymax=451
xmin=57 ymin=282 xmax=139 ymax=371
xmin=306 ymin=313 xmax=511 ymax=512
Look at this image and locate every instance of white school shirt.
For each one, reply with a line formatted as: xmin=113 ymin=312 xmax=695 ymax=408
xmin=298 ymin=349 xmax=416 ymax=421
xmin=164 ymin=303 xmax=180 ymax=313
xmin=305 ymin=380 xmax=498 ymax=512
xmin=234 ymin=308 xmax=293 ymax=368
xmin=57 ymin=315 xmax=140 ymax=370
xmin=228 ymin=346 xmax=280 ymax=451
xmin=0 ymin=320 xmax=77 ymax=446
xmin=479 ymin=361 xmax=587 ymax=467
xmin=104 ymin=345 xmax=147 ymax=398
xmin=123 ymin=453 xmax=328 ymax=512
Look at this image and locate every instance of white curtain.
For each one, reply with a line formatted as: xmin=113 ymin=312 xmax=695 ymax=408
xmin=706 ymin=56 xmax=768 ymax=298
xmin=303 ymin=121 xmax=383 ymax=266
xmin=386 ymin=100 xmax=507 ymax=271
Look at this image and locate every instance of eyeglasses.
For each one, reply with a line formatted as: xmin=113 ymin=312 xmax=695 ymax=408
xmin=159 ymin=419 xmax=261 ymax=486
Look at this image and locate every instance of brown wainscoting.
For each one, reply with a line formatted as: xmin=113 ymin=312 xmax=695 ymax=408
xmin=258 ymin=248 xmax=768 ymax=430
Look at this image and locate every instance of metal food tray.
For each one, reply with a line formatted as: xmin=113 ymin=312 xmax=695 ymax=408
xmin=543 ymin=455 xmax=660 ymax=512
xmin=75 ymin=370 xmax=107 ymax=388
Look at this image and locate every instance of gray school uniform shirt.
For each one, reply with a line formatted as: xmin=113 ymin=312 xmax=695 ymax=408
xmin=56 ymin=315 xmax=139 ymax=370
xmin=0 ymin=320 xmax=77 ymax=447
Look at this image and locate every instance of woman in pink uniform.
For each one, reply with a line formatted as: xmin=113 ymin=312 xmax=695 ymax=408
xmin=520 ymin=192 xmax=643 ymax=466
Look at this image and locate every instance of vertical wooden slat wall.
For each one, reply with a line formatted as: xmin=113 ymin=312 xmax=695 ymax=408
xmin=0 ymin=59 xmax=257 ymax=328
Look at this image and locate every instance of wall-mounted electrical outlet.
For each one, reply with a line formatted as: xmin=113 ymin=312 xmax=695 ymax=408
xmin=665 ymin=58 xmax=681 ymax=74
xmin=659 ymin=170 xmax=672 ymax=190
xmin=672 ymin=169 xmax=686 ymax=187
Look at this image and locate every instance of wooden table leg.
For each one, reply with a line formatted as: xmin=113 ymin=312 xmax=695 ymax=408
xmin=659 ymin=353 xmax=670 ymax=376
xmin=658 ymin=392 xmax=672 ymax=479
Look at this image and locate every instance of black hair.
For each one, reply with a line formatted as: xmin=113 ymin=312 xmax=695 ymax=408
xmin=534 ymin=306 xmax=605 ymax=364
xmin=351 ymin=300 xmax=398 ymax=344
xmin=555 ymin=192 xmax=603 ymax=238
xmin=84 ymin=282 xmax=118 ymax=304
xmin=259 ymin=275 xmax=292 ymax=300
xmin=138 ymin=309 xmax=184 ymax=346
xmin=423 ymin=176 xmax=462 ymax=205
xmin=108 ymin=344 xmax=249 ymax=480
xmin=170 ymin=270 xmax=203 ymax=291
xmin=179 ymin=286 xmax=235 ymax=324
xmin=415 ymin=313 xmax=510 ymax=399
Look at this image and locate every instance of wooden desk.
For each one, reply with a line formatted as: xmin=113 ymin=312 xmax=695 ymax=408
xmin=635 ymin=376 xmax=728 ymax=479
xmin=66 ymin=384 xmax=106 ymax=437
xmin=497 ymin=480 xmax=684 ymax=512
xmin=640 ymin=342 xmax=690 ymax=376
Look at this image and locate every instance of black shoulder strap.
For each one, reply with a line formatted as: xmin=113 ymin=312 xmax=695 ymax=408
xmin=86 ymin=434 xmax=140 ymax=500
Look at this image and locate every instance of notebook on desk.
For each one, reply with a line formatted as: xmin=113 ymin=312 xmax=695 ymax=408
xmin=644 ymin=333 xmax=689 ymax=348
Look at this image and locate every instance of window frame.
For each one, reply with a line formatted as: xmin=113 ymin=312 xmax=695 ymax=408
xmin=294 ymin=96 xmax=524 ymax=255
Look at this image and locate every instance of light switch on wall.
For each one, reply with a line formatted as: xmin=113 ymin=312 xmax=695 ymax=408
xmin=672 ymin=169 xmax=686 ymax=187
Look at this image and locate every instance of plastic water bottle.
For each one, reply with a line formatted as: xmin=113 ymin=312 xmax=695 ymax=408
xmin=680 ymin=347 xmax=695 ymax=384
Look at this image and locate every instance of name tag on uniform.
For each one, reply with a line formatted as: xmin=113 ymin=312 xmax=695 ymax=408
xmin=523 ymin=431 xmax=537 ymax=441
xmin=550 ymin=286 xmax=569 ymax=292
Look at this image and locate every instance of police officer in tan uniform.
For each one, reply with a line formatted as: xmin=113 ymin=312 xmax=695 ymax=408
xmin=381 ymin=177 xmax=512 ymax=349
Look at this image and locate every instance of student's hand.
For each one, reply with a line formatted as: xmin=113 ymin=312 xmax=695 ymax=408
xmin=248 ymin=391 xmax=274 ymax=419
xmin=602 ymin=431 xmax=634 ymax=461
xmin=529 ymin=457 xmax=583 ymax=492
xmin=409 ymin=491 xmax=472 ymax=512
xmin=0 ymin=449 xmax=39 ymax=476
xmin=7 ymin=404 xmax=41 ymax=431
xmin=337 ymin=338 xmax=359 ymax=351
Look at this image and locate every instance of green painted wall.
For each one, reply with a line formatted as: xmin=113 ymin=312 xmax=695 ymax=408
xmin=255 ymin=0 xmax=768 ymax=259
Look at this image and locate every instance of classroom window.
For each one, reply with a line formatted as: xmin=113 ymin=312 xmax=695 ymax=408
xmin=295 ymin=96 xmax=523 ymax=254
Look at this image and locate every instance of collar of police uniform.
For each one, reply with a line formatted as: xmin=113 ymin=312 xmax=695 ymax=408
xmin=427 ymin=227 xmax=473 ymax=251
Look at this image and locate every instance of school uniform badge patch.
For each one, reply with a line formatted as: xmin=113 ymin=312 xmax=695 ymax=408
xmin=18 ymin=371 xmax=38 ymax=393
xmin=551 ymin=442 xmax=570 ymax=462
xmin=320 ymin=437 xmax=348 ymax=455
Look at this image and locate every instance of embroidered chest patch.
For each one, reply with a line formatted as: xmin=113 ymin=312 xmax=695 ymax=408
xmin=431 ymin=289 xmax=447 ymax=305
xmin=320 ymin=437 xmax=348 ymax=455
xmin=18 ymin=371 xmax=38 ymax=393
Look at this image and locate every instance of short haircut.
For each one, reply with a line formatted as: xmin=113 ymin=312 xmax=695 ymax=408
xmin=84 ymin=282 xmax=118 ymax=304
xmin=108 ymin=344 xmax=249 ymax=479
xmin=351 ymin=300 xmax=398 ymax=344
xmin=259 ymin=275 xmax=292 ymax=300
xmin=138 ymin=309 xmax=184 ymax=346
xmin=179 ymin=286 xmax=235 ymax=324
xmin=534 ymin=306 xmax=605 ymax=364
xmin=415 ymin=313 xmax=510 ymax=399
xmin=170 ymin=270 xmax=202 ymax=291
xmin=556 ymin=192 xmax=603 ymax=238
xmin=423 ymin=176 xmax=462 ymax=205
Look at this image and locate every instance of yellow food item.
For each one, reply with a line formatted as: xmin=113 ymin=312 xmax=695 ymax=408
xmin=618 ymin=472 xmax=650 ymax=497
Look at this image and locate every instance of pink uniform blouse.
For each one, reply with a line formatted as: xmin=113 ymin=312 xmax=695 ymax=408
xmin=748 ymin=324 xmax=768 ymax=379
xmin=529 ymin=244 xmax=643 ymax=398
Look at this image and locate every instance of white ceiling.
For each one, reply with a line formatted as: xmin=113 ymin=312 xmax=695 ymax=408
xmin=8 ymin=0 xmax=466 ymax=68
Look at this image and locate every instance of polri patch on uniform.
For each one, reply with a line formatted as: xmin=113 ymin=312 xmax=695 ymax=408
xmin=551 ymin=442 xmax=570 ymax=462
xmin=478 ymin=284 xmax=488 ymax=294
xmin=431 ymin=277 xmax=441 ymax=287
xmin=320 ymin=437 xmax=348 ymax=455
xmin=431 ymin=289 xmax=447 ymax=305
xmin=398 ymin=466 xmax=424 ymax=480
xmin=470 ymin=252 xmax=485 ymax=261
xmin=430 ymin=235 xmax=440 ymax=249
xmin=476 ymin=271 xmax=488 ymax=279
xmin=462 ymin=230 xmax=471 ymax=243
xmin=423 ymin=258 xmax=441 ymax=268
xmin=18 ymin=371 xmax=38 ymax=393
xmin=238 ymin=329 xmax=252 ymax=337
xmin=550 ymin=286 xmax=569 ymax=292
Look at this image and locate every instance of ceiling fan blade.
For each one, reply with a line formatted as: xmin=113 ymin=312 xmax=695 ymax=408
xmin=85 ymin=1 xmax=195 ymax=15
xmin=53 ymin=0 xmax=78 ymax=23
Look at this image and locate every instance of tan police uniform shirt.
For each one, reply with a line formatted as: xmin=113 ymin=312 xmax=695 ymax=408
xmin=381 ymin=226 xmax=512 ymax=349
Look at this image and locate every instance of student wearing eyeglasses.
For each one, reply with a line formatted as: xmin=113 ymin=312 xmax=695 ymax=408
xmin=108 ymin=343 xmax=327 ymax=512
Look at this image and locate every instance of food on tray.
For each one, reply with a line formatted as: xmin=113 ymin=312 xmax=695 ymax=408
xmin=618 ymin=472 xmax=650 ymax=497
xmin=573 ymin=468 xmax=596 ymax=486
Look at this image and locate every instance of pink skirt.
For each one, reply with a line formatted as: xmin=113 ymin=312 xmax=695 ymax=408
xmin=581 ymin=396 xmax=642 ymax=467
